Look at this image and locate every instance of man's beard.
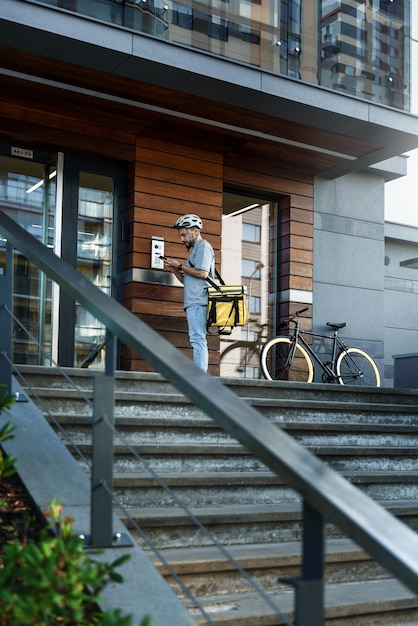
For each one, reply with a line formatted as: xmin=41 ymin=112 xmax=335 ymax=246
xmin=186 ymin=237 xmax=196 ymax=250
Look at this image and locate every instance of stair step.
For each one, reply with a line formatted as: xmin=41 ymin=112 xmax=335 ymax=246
xmin=16 ymin=365 xmax=418 ymax=625
xmin=71 ymin=442 xmax=418 ymax=456
xmin=113 ymin=470 xmax=418 ymax=487
xmin=153 ymin=537 xmax=364 ymax=575
xmin=121 ymin=499 xmax=418 ymax=526
xmin=110 ymin=471 xmax=418 ymax=508
xmin=48 ymin=413 xmax=418 ymax=431
xmin=118 ymin=499 xmax=418 ymax=551
xmin=151 ymin=538 xmax=392 ymax=597
xmin=31 ymin=386 xmax=418 ymax=416
xmin=66 ymin=441 xmax=418 ymax=475
xmin=184 ymin=578 xmax=418 ymax=625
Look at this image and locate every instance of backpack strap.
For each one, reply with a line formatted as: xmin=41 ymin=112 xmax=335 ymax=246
xmin=215 ymin=268 xmax=225 ymax=285
xmin=206 ymin=268 xmax=225 ymax=291
xmin=188 ymin=258 xmax=223 ymax=289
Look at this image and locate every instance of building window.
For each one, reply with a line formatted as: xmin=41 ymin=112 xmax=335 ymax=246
xmin=242 ymin=259 xmax=262 ymax=278
xmin=230 ymin=23 xmax=260 ymax=44
xmin=38 ymin=0 xmax=409 ymax=111
xmin=242 ymin=223 xmax=261 ymax=243
xmin=209 ymin=16 xmax=229 ymax=41
xmin=244 ymin=366 xmax=261 ymax=379
xmin=249 ymin=295 xmax=261 ymax=314
xmin=172 ymin=3 xmax=193 ymax=29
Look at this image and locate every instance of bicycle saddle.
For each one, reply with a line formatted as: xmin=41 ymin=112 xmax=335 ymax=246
xmin=327 ymin=322 xmax=346 ymax=330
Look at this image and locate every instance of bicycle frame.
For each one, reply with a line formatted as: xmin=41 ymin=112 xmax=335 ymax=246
xmin=260 ymin=309 xmax=380 ymax=385
xmin=286 ymin=320 xmax=348 ymax=383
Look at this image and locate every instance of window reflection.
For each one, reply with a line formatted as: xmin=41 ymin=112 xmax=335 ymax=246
xmin=220 ymin=193 xmax=270 ymax=378
xmin=37 ymin=0 xmax=410 ymax=110
xmin=0 ymin=155 xmax=56 ymax=365
xmin=75 ymin=172 xmax=113 ymax=368
xmin=242 ymin=223 xmax=261 ymax=243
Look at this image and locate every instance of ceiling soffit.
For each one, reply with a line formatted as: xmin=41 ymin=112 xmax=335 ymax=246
xmin=1 ymin=0 xmax=418 ymax=180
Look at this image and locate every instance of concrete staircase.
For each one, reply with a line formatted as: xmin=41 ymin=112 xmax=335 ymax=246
xmin=18 ymin=365 xmax=418 ymax=625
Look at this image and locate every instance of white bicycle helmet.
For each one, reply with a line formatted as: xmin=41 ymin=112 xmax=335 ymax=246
xmin=174 ymin=214 xmax=203 ymax=230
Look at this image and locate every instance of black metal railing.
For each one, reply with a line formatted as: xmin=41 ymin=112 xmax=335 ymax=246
xmin=4 ymin=327 xmax=294 ymax=626
xmin=1 ymin=209 xmax=418 ymax=625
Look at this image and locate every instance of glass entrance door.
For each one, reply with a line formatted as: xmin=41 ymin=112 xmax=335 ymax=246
xmin=0 ymin=148 xmax=122 ymax=369
xmin=75 ymin=172 xmax=114 ymax=368
xmin=58 ymin=157 xmax=122 ymax=369
xmin=0 ymin=152 xmax=57 ymax=365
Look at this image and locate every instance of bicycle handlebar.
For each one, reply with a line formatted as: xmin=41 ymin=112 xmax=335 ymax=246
xmin=278 ymin=307 xmax=309 ymax=328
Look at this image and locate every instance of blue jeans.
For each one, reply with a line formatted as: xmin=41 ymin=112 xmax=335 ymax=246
xmin=186 ymin=305 xmax=208 ymax=372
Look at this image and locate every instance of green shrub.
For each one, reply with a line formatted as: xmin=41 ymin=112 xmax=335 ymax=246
xmin=0 ymin=392 xmax=151 ymax=626
xmin=0 ymin=392 xmax=17 ymax=499
xmin=0 ymin=498 xmax=141 ymax=625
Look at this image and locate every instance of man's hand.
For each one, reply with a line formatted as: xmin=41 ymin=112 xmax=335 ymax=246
xmin=163 ymin=258 xmax=208 ymax=280
xmin=163 ymin=257 xmax=181 ymax=272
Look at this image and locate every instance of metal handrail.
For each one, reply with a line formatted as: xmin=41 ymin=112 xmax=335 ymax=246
xmin=1 ymin=209 xmax=418 ymax=613
xmin=2 ymin=308 xmax=293 ymax=625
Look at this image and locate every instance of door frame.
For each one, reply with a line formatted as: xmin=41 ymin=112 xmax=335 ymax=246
xmin=58 ymin=155 xmax=125 ymax=367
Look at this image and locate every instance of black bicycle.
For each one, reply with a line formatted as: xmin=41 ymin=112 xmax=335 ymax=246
xmin=259 ymin=307 xmax=381 ymax=387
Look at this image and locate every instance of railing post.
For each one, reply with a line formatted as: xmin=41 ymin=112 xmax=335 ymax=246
xmin=296 ymin=499 xmax=324 ymax=625
xmin=0 ymin=242 xmax=13 ymax=398
xmin=90 ymin=373 xmax=115 ymax=547
xmin=89 ymin=331 xmax=131 ymax=548
xmin=105 ymin=329 xmax=116 ymax=377
xmin=90 ymin=329 xmax=115 ymax=547
xmin=279 ymin=499 xmax=324 ymax=625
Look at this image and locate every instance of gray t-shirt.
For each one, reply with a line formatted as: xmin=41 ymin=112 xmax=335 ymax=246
xmin=183 ymin=239 xmax=215 ymax=309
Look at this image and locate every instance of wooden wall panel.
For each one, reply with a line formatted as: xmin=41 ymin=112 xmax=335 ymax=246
xmin=122 ymin=137 xmax=224 ymax=373
xmin=279 ymin=194 xmax=314 ymax=328
xmin=0 ymin=76 xmax=137 ymax=161
xmin=0 ymin=59 xmax=315 ymax=374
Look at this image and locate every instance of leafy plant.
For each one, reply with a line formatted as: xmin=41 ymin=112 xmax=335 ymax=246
xmin=0 ymin=388 xmax=152 ymax=626
xmin=0 ymin=392 xmax=17 ymax=464
xmin=0 ymin=499 xmax=141 ymax=625
xmin=0 ymin=419 xmax=16 ymax=483
xmin=0 ymin=391 xmax=17 ymax=513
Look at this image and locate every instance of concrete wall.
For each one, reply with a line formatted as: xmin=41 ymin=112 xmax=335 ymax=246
xmin=313 ymin=172 xmax=385 ymax=381
xmin=314 ymin=175 xmax=418 ymax=389
xmin=384 ymin=222 xmax=418 ymax=387
xmin=379 ymin=4 xmax=418 ymax=388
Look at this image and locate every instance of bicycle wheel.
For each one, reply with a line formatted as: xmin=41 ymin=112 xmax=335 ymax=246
xmin=220 ymin=344 xmax=259 ymax=378
xmin=260 ymin=337 xmax=314 ymax=382
xmin=336 ymin=348 xmax=380 ymax=387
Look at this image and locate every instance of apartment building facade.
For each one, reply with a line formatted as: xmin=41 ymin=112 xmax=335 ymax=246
xmin=0 ymin=0 xmax=416 ymax=380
